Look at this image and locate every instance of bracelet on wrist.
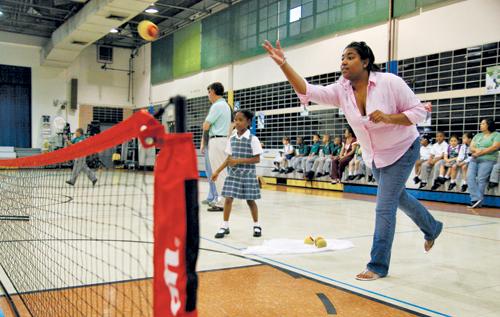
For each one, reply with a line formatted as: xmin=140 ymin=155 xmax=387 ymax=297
xmin=279 ymin=57 xmax=287 ymax=67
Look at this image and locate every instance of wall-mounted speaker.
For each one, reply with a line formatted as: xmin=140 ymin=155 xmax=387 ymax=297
xmin=70 ymin=78 xmax=78 ymax=110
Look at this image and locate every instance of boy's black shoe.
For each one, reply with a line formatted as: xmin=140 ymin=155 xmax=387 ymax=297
xmin=413 ymin=176 xmax=421 ymax=184
xmin=419 ymin=182 xmax=427 ymax=189
xmin=306 ymin=171 xmax=314 ymax=181
xmin=448 ymin=183 xmax=457 ymax=191
xmin=355 ymin=174 xmax=365 ymax=180
xmin=431 ymin=182 xmax=441 ymax=191
xmin=461 ymin=184 xmax=468 ymax=192
xmin=435 ymin=176 xmax=446 ymax=184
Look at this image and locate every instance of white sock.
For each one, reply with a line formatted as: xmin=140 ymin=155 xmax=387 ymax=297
xmin=253 ymin=222 xmax=260 ymax=228
xmin=462 ymin=181 xmax=467 ymax=185
xmin=439 ymin=174 xmax=444 ymax=178
xmin=222 ymin=221 xmax=229 ymax=229
xmin=451 ymin=179 xmax=456 ymax=183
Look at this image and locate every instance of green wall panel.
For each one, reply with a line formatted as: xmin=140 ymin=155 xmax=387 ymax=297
xmin=173 ymin=21 xmax=202 ymax=78
xmin=201 ymin=10 xmax=234 ymax=69
xmin=151 ymin=35 xmax=173 ymax=85
xmin=154 ymin=0 xmax=408 ymax=82
xmin=394 ymin=0 xmax=449 ymax=17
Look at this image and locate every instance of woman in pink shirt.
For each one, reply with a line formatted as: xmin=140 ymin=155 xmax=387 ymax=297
xmin=264 ymin=40 xmax=443 ymax=281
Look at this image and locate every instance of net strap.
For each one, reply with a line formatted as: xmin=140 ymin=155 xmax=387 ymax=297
xmin=0 ymin=110 xmax=163 ymax=167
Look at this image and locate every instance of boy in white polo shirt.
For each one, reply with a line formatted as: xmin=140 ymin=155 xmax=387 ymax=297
xmin=414 ymin=135 xmax=432 ymax=184
xmin=417 ymin=131 xmax=448 ymax=189
xmin=273 ymin=137 xmax=294 ymax=173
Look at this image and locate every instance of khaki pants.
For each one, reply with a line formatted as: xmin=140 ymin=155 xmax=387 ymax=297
xmin=208 ymin=137 xmax=228 ymax=205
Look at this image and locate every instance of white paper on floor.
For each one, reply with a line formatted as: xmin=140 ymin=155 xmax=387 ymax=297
xmin=242 ymin=239 xmax=354 ymax=255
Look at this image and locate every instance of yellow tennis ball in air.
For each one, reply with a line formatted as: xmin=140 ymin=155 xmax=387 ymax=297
xmin=137 ymin=20 xmax=159 ymax=41
xmin=315 ymin=237 xmax=327 ymax=248
xmin=304 ymin=236 xmax=315 ymax=245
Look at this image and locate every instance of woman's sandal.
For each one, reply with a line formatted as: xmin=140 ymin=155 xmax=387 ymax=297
xmin=355 ymin=269 xmax=381 ymax=281
xmin=424 ymin=239 xmax=435 ymax=253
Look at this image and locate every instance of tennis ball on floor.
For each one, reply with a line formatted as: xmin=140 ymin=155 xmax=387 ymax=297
xmin=315 ymin=237 xmax=327 ymax=248
xmin=304 ymin=236 xmax=315 ymax=245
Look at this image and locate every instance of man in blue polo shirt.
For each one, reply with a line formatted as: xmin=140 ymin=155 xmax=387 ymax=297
xmin=201 ymin=82 xmax=232 ymax=211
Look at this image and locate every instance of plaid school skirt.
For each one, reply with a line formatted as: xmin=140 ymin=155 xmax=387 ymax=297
xmin=222 ymin=171 xmax=261 ymax=200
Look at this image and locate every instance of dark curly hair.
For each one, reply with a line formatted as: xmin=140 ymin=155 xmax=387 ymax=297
xmin=482 ymin=118 xmax=496 ymax=132
xmin=236 ymin=109 xmax=254 ymax=122
xmin=345 ymin=41 xmax=380 ymax=72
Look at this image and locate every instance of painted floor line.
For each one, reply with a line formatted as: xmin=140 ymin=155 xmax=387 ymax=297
xmin=201 ymin=237 xmax=452 ymax=317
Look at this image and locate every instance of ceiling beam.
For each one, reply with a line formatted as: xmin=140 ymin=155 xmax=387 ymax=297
xmin=0 ymin=25 xmax=50 ymax=38
xmin=212 ymin=0 xmax=233 ymax=5
xmin=0 ymin=19 xmax=56 ymax=30
xmin=155 ymin=3 xmax=209 ymax=14
xmin=140 ymin=12 xmax=190 ymax=23
xmin=0 ymin=7 xmax=66 ymax=22
xmin=0 ymin=0 xmax=71 ymax=14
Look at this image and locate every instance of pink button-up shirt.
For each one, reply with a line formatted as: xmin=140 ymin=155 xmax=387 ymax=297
xmin=297 ymin=72 xmax=427 ymax=168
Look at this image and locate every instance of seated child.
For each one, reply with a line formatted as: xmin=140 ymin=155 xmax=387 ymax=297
xmin=289 ymin=137 xmax=309 ymax=173
xmin=273 ymin=137 xmax=294 ymax=173
xmin=432 ymin=135 xmax=461 ymax=190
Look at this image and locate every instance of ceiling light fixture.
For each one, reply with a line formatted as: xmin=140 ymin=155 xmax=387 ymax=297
xmin=110 ymin=28 xmax=119 ymax=33
xmin=145 ymin=5 xmax=159 ymax=14
xmin=0 ymin=11 xmax=4 ymax=17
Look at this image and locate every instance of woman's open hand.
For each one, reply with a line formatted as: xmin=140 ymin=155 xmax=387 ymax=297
xmin=263 ymin=40 xmax=286 ymax=66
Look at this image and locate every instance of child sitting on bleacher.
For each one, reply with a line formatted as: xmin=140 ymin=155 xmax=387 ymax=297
xmin=303 ymin=134 xmax=322 ymax=180
xmin=289 ymin=137 xmax=309 ymax=173
xmin=450 ymin=132 xmax=473 ymax=192
xmin=273 ymin=137 xmax=294 ymax=173
xmin=312 ymin=134 xmax=333 ymax=178
xmin=347 ymin=145 xmax=364 ymax=181
xmin=432 ymin=135 xmax=461 ymax=190
xmin=416 ymin=131 xmax=448 ymax=189
xmin=413 ymin=135 xmax=432 ymax=184
xmin=320 ymin=136 xmax=342 ymax=177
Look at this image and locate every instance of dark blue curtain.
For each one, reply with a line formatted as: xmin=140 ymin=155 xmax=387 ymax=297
xmin=0 ymin=65 xmax=31 ymax=147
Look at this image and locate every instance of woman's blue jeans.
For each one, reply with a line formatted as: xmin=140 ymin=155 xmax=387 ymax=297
xmin=368 ymin=137 xmax=443 ymax=277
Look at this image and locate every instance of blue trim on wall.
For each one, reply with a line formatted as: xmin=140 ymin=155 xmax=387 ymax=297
xmin=387 ymin=60 xmax=398 ymax=75
xmin=344 ymin=184 xmax=500 ymax=208
xmin=250 ymin=117 xmax=257 ymax=135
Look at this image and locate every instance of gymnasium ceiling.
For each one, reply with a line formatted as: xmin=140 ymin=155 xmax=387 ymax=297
xmin=0 ymin=0 xmax=233 ymax=49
